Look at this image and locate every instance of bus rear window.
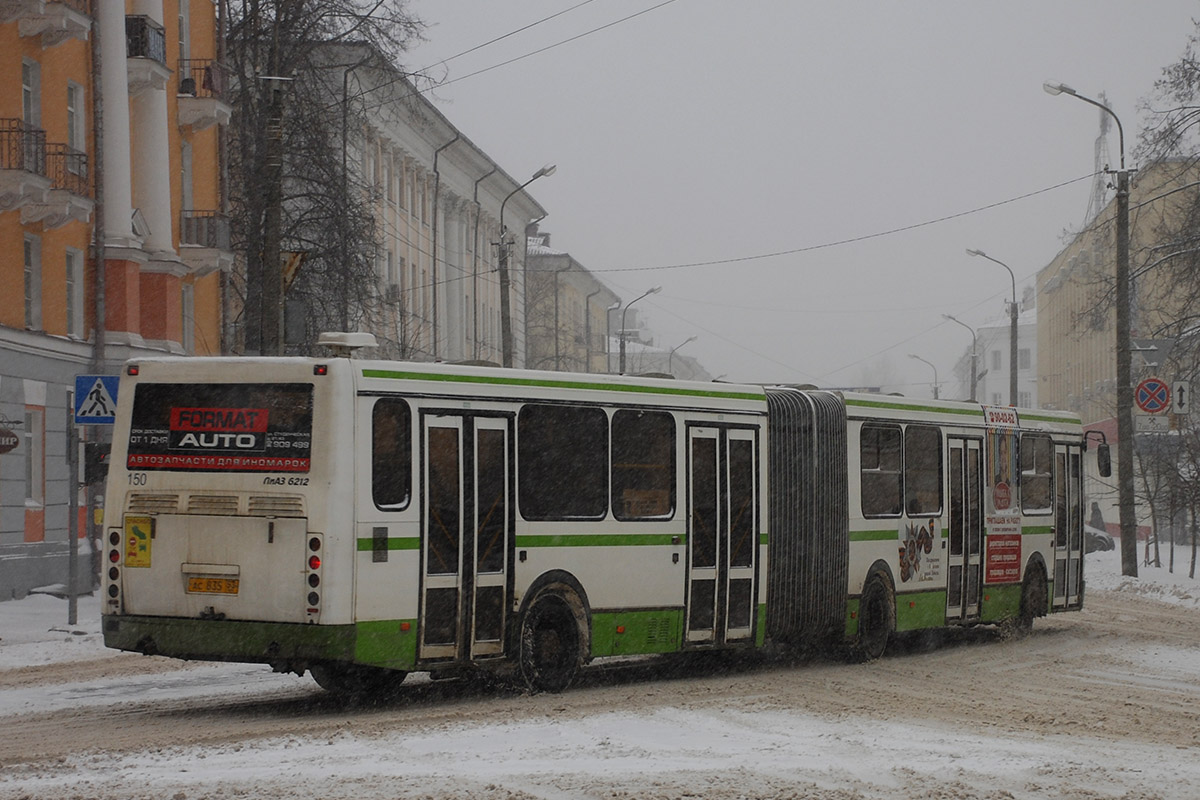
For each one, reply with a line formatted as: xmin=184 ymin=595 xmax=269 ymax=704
xmin=127 ymin=383 xmax=314 ymax=473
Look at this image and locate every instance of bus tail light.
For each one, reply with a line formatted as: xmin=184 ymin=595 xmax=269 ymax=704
xmin=105 ymin=528 xmax=122 ymax=606
xmin=305 ymin=534 xmax=323 ymax=620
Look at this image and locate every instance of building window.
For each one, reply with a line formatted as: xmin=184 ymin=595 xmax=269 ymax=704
xmin=66 ymin=81 xmax=85 ymax=161
xmin=991 ymin=393 xmax=1003 ymax=406
xmin=1018 ymin=348 xmax=1031 ymax=370
xmin=181 ymin=139 xmax=194 ymax=209
xmin=181 ymin=283 xmax=195 ymax=353
xmin=22 ymin=59 xmax=41 ymax=126
xmin=24 ymin=235 xmax=42 ymax=330
xmin=1019 ymin=391 xmax=1031 ymax=408
xmin=991 ymin=350 xmax=1002 ymax=370
xmin=25 ymin=406 xmax=45 ymax=506
xmin=66 ymin=247 xmax=84 ymax=338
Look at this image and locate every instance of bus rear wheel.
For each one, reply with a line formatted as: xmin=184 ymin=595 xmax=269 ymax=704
xmin=853 ymin=574 xmax=895 ymax=662
xmin=310 ymin=663 xmax=407 ymax=698
xmin=519 ymin=590 xmax=584 ymax=693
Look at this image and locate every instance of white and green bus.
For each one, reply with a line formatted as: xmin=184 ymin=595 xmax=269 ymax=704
xmin=101 ymin=333 xmax=1107 ymax=694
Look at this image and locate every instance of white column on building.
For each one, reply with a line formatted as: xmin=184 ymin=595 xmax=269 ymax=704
xmin=130 ymin=0 xmax=182 ymax=270
xmin=97 ymin=1 xmax=136 ymax=250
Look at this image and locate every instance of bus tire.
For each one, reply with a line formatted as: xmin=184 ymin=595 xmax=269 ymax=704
xmin=1016 ymin=566 xmax=1048 ymax=634
xmin=519 ymin=588 xmax=584 ymax=693
xmin=853 ymin=573 xmax=895 ymax=662
xmin=310 ymin=663 xmax=407 ymax=698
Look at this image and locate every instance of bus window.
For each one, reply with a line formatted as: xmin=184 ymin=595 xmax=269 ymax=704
xmin=904 ymin=425 xmax=942 ymax=516
xmin=518 ymin=404 xmax=607 ymax=520
xmin=612 ymin=409 xmax=675 ymax=521
xmin=861 ymin=424 xmax=901 ymax=517
xmin=1020 ymin=433 xmax=1053 ymax=514
xmin=372 ymin=398 xmax=412 ymax=510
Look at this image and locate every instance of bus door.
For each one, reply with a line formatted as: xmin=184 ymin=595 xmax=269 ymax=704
xmin=420 ymin=414 xmax=512 ymax=662
xmin=1053 ymin=444 xmax=1083 ymax=609
xmin=946 ymin=438 xmax=983 ymax=621
xmin=685 ymin=426 xmax=758 ymax=646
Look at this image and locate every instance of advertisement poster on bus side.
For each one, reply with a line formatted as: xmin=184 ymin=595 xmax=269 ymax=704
xmin=898 ymin=517 xmax=943 ymax=585
xmin=985 ymin=515 xmax=1022 ymax=584
xmin=126 ymin=383 xmax=313 ymax=473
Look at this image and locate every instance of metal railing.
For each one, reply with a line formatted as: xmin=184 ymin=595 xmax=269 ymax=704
xmin=181 ymin=210 xmax=232 ymax=250
xmin=45 ymin=144 xmax=90 ymax=196
xmin=177 ymin=59 xmax=227 ymax=100
xmin=0 ymin=119 xmax=47 ymax=175
xmin=126 ymin=15 xmax=166 ymax=65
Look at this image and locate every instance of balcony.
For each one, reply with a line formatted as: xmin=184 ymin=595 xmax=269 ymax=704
xmin=23 ymin=144 xmax=92 ymax=228
xmin=177 ymin=59 xmax=232 ymax=131
xmin=8 ymin=0 xmax=91 ymax=48
xmin=0 ymin=119 xmax=51 ymax=212
xmin=179 ymin=210 xmax=233 ymax=276
xmin=126 ymin=14 xmax=169 ymax=95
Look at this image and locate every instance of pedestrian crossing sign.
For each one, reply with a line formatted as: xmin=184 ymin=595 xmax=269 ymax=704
xmin=75 ymin=375 xmax=119 ymax=425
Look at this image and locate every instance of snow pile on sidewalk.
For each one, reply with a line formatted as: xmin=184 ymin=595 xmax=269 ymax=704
xmin=0 ymin=590 xmax=109 ymax=669
xmin=1086 ymin=543 xmax=1200 ymax=609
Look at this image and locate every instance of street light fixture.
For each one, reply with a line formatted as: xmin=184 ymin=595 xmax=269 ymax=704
xmin=966 ymin=248 xmax=1019 ymax=407
xmin=908 ymin=354 xmax=939 ymax=399
xmin=668 ymin=335 xmax=698 ymax=376
xmin=497 ymin=164 xmax=556 ymax=368
xmin=942 ymin=314 xmax=979 ymax=402
xmin=1045 ymin=79 xmax=1137 ymax=578
xmin=619 ymin=286 xmax=661 ymax=374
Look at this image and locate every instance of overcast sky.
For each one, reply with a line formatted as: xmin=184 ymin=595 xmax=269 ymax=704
xmin=403 ymin=1 xmax=1197 ymax=394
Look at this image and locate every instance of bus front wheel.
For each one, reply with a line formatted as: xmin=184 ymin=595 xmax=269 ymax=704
xmin=519 ymin=589 xmax=584 ymax=693
xmin=1016 ymin=567 xmax=1048 ymax=633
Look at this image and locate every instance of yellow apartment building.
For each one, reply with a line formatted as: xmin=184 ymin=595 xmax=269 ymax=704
xmin=0 ymin=1 xmax=230 ymax=598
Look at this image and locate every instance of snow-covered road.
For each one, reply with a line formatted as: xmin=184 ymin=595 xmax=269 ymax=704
xmin=1 ymin=548 xmax=1198 ymax=800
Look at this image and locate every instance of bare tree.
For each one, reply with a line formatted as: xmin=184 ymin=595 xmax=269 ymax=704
xmin=224 ymin=0 xmax=423 ymax=354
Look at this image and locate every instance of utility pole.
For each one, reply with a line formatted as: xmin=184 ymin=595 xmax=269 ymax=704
xmin=1044 ymin=80 xmax=1138 ymax=578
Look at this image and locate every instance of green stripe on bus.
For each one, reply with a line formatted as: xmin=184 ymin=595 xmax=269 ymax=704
xmin=515 ymin=533 xmax=681 ymax=548
xmin=356 ymin=537 xmax=421 ymax=552
xmin=1022 ymin=525 xmax=1053 ymax=536
xmin=849 ymin=529 xmax=899 ymax=542
xmin=846 ymin=397 xmax=985 ymax=417
xmin=360 ymin=368 xmax=766 ymax=402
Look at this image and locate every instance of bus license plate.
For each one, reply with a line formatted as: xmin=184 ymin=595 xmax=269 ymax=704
xmin=187 ymin=577 xmax=239 ymax=595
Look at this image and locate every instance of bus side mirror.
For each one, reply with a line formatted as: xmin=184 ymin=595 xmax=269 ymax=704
xmin=1097 ymin=444 xmax=1111 ymax=478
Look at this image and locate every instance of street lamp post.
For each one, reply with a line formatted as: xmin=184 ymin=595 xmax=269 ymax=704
xmin=497 ymin=164 xmax=556 ymax=368
xmin=583 ymin=288 xmax=602 ymax=373
xmin=908 ymin=354 xmax=939 ymax=399
xmin=1045 ymin=80 xmax=1137 ymax=578
xmin=966 ymin=248 xmax=1019 ymax=407
xmin=605 ymin=300 xmax=620 ymax=373
xmin=619 ymin=286 xmax=661 ymax=374
xmin=668 ymin=335 xmax=697 ymax=376
xmin=942 ymin=313 xmax=979 ymax=402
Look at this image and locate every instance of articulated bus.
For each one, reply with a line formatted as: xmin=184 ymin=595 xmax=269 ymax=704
xmin=101 ymin=333 xmax=1107 ymax=694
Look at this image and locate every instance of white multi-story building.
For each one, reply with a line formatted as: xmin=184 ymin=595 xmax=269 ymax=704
xmin=319 ymin=43 xmax=546 ymax=366
xmin=950 ymin=300 xmax=1037 ymax=409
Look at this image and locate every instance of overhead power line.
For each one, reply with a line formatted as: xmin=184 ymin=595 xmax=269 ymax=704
xmin=591 ymin=172 xmax=1098 ymax=275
